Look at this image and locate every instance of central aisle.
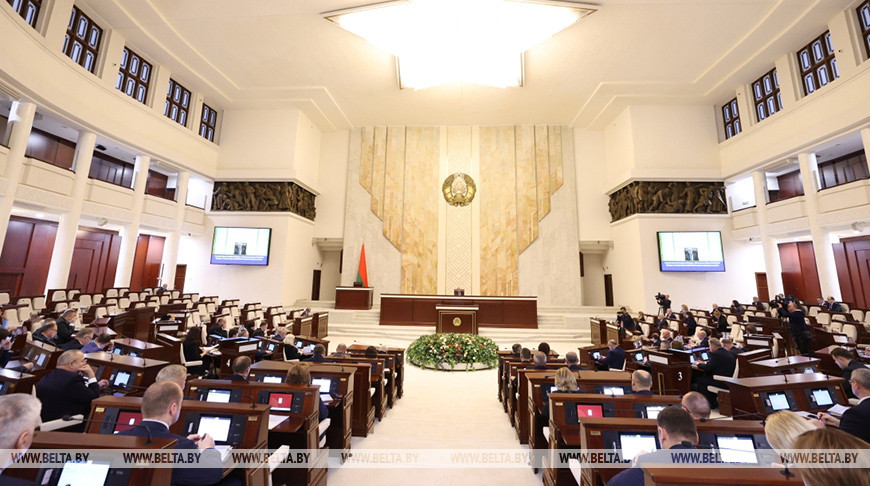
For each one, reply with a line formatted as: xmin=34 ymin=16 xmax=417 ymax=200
xmin=327 ymin=364 xmax=541 ymax=485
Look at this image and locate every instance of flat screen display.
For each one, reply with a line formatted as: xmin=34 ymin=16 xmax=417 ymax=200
xmin=113 ymin=371 xmax=132 ymax=388
xmin=620 ymin=433 xmax=657 ymax=461
xmin=657 ymin=231 xmax=725 ymax=272
xmin=35 ymin=353 xmax=46 ymax=366
xmin=113 ymin=411 xmax=142 ymax=433
xmin=210 ymin=227 xmax=272 ymax=266
xmin=262 ymin=375 xmax=283 ymax=384
xmin=812 ymin=388 xmax=833 ymax=407
xmin=768 ymin=392 xmax=789 ymax=411
xmin=312 ymin=378 xmax=332 ymax=392
xmin=268 ymin=393 xmax=296 ymax=412
xmin=577 ymin=404 xmax=604 ymax=418
xmin=603 ymin=386 xmax=625 ymax=396
xmin=205 ymin=389 xmax=232 ymax=403
xmin=592 ymin=351 xmax=601 ymax=360
xmin=645 ymin=405 xmax=666 ymax=419
xmin=197 ymin=416 xmax=232 ymax=443
xmin=700 ymin=351 xmax=710 ymax=361
xmin=57 ymin=460 xmax=111 ymax=486
xmin=634 ymin=352 xmax=644 ymax=361
xmin=716 ymin=436 xmax=758 ymax=464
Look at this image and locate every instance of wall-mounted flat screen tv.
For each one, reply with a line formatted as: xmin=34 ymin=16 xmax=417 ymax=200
xmin=657 ymin=231 xmax=725 ymax=272
xmin=210 ymin=227 xmax=272 ymax=266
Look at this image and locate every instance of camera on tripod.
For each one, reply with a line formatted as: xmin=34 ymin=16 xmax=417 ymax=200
xmin=654 ymin=293 xmax=667 ymax=306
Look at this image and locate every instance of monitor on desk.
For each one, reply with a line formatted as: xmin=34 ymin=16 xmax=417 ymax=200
xmin=591 ymin=351 xmax=602 ymax=360
xmin=113 ymin=410 xmax=143 ymax=433
xmin=633 ymin=340 xmax=643 ymax=349
xmin=802 ymin=367 xmax=816 ymax=374
xmin=260 ymin=375 xmax=284 ymax=384
xmin=643 ymin=405 xmax=667 ymax=419
xmin=311 ymin=377 xmax=335 ymax=395
xmin=34 ymin=352 xmax=47 ymax=368
xmin=619 ymin=433 xmax=658 ymax=462
xmin=53 ymin=460 xmax=112 ymax=486
xmin=0 ymin=381 xmax=10 ymax=395
xmin=767 ymin=392 xmax=790 ymax=411
xmin=634 ymin=352 xmax=644 ymax=362
xmin=576 ymin=404 xmax=604 ymax=418
xmin=113 ymin=347 xmax=123 ymax=354
xmin=600 ymin=386 xmax=626 ymax=396
xmin=267 ymin=343 xmax=276 ymax=352
xmin=715 ymin=435 xmax=758 ymax=464
xmin=205 ymin=389 xmax=233 ymax=403
xmin=196 ymin=415 xmax=233 ymax=443
xmin=111 ymin=370 xmax=133 ymax=389
xmin=262 ymin=391 xmax=304 ymax=413
xmin=811 ymin=388 xmax=834 ymax=407
xmin=700 ymin=351 xmax=710 ymax=361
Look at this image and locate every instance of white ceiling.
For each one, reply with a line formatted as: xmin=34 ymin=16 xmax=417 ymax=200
xmin=70 ymin=0 xmax=865 ymax=130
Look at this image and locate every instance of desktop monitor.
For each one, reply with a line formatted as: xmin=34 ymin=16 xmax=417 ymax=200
xmin=802 ymin=367 xmax=816 ymax=374
xmin=196 ymin=415 xmax=233 ymax=443
xmin=811 ymin=388 xmax=834 ymax=407
xmin=591 ymin=351 xmax=602 ymax=360
xmin=634 ymin=352 xmax=644 ymax=362
xmin=113 ymin=347 xmax=123 ymax=355
xmin=311 ymin=377 xmax=334 ymax=394
xmin=295 ymin=341 xmax=303 ymax=348
xmin=261 ymin=375 xmax=284 ymax=384
xmin=602 ymin=386 xmax=625 ymax=396
xmin=267 ymin=343 xmax=276 ymax=352
xmin=267 ymin=392 xmax=297 ymax=412
xmin=55 ymin=460 xmax=112 ymax=486
xmin=700 ymin=351 xmax=710 ymax=361
xmin=716 ymin=435 xmax=758 ymax=464
xmin=644 ymin=405 xmax=667 ymax=419
xmin=113 ymin=411 xmax=143 ymax=433
xmin=34 ymin=353 xmax=47 ymax=367
xmin=112 ymin=370 xmax=132 ymax=389
xmin=633 ymin=340 xmax=643 ymax=349
xmin=205 ymin=389 xmax=232 ymax=404
xmin=576 ymin=404 xmax=604 ymax=418
xmin=619 ymin=433 xmax=658 ymax=462
xmin=767 ymin=392 xmax=790 ymax=411
xmin=689 ymin=355 xmax=696 ymax=364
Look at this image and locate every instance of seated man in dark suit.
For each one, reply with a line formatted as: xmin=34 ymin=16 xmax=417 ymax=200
xmin=751 ymin=296 xmax=764 ymax=308
xmin=35 ymin=350 xmax=108 ymax=430
xmin=328 ymin=343 xmax=347 ymax=359
xmin=54 ymin=309 xmax=79 ymax=345
xmin=250 ymin=322 xmax=268 ymax=338
xmin=0 ymin=394 xmax=42 ymax=479
xmin=711 ymin=309 xmax=728 ymax=336
xmin=32 ymin=321 xmax=59 ymax=347
xmin=564 ymin=352 xmax=584 ymax=371
xmin=694 ymin=330 xmax=709 ymax=348
xmin=510 ymin=343 xmax=522 ymax=358
xmin=208 ymin=317 xmax=229 ymax=339
xmin=81 ymin=333 xmax=113 ymax=354
xmin=61 ymin=328 xmax=95 ymax=351
xmin=692 ymin=338 xmax=736 ymax=407
xmin=681 ymin=391 xmax=711 ymax=421
xmin=0 ymin=328 xmax=33 ymax=373
xmin=303 ymin=344 xmax=329 ymax=362
xmin=228 ymin=356 xmax=251 ymax=382
xmin=597 ymin=340 xmax=625 ymax=370
xmin=607 ymin=406 xmax=698 ymax=486
xmin=118 ymin=381 xmax=236 ymax=486
xmin=816 ymin=368 xmax=870 ymax=444
xmin=654 ymin=314 xmax=668 ymax=332
xmin=721 ymin=337 xmax=743 ymax=357
xmin=831 ymin=347 xmax=867 ymax=399
xmin=531 ymin=351 xmax=548 ymax=370
xmin=826 ymin=296 xmax=844 ymax=313
xmin=630 ymin=370 xmax=654 ymax=395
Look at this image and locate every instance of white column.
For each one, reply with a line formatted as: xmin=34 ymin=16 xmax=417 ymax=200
xmin=45 ymin=131 xmax=97 ymax=290
xmin=160 ymin=171 xmax=190 ymax=289
xmin=114 ymin=155 xmax=150 ymax=286
xmin=0 ymin=101 xmax=36 ymax=251
xmin=798 ymin=152 xmax=841 ymax=299
xmin=752 ymin=170 xmax=783 ymax=297
xmin=42 ymin=0 xmax=75 ymax=52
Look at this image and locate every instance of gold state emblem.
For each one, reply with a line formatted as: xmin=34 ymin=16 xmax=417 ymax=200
xmin=442 ymin=173 xmax=476 ymax=207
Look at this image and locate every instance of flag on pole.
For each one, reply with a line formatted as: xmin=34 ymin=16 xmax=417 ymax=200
xmin=355 ymin=244 xmax=369 ymax=287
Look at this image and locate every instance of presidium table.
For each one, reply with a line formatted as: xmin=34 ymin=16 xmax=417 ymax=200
xmin=379 ymin=294 xmax=537 ymax=334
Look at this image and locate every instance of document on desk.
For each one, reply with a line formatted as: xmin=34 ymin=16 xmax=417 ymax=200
xmin=827 ymin=404 xmax=850 ymax=417
xmin=213 ymin=445 xmax=232 ymax=462
xmin=268 ymin=414 xmax=288 ymax=429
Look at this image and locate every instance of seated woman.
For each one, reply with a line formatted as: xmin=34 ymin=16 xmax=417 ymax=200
xmin=182 ymin=327 xmax=214 ymax=377
xmin=545 ymin=368 xmax=580 ymax=418
xmin=285 ymin=362 xmax=329 ymax=422
xmin=764 ymin=410 xmax=816 ymax=455
xmin=683 ymin=311 xmax=698 ymax=337
xmin=283 ymin=334 xmax=301 ymax=360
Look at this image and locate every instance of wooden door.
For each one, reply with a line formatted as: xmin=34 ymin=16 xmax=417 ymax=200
xmin=174 ymin=264 xmax=186 ymax=293
xmin=755 ymin=272 xmax=769 ymax=301
xmin=311 ymin=269 xmax=321 ymax=301
xmin=604 ymin=274 xmax=614 ymax=307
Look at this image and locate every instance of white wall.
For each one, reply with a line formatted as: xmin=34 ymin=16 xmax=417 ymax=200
xmin=604 ymin=107 xmax=636 ymax=190
xmin=178 ymin=212 xmax=318 ymax=306
xmin=726 ymin=175 xmax=756 ymax=211
xmin=216 ymin=108 xmax=302 ymax=178
xmin=314 ymin=130 xmax=349 ymax=238
xmin=630 ymin=105 xmax=719 ymax=172
xmin=604 ymin=214 xmax=765 ymax=313
xmin=573 ymin=128 xmax=612 ymax=241
xmin=292 ymin=111 xmax=323 ymax=187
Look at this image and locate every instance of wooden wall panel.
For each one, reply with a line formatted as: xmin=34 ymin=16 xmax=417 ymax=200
xmin=25 ymin=129 xmax=76 ymax=169
xmin=130 ymin=234 xmax=165 ymax=291
xmin=838 ymin=236 xmax=870 ymax=309
xmin=778 ymin=241 xmax=821 ymax=302
xmin=797 ymin=242 xmax=822 ymax=301
xmin=833 ymin=243 xmax=853 ymax=305
xmin=67 ymin=228 xmax=121 ymax=293
xmin=0 ymin=217 xmax=57 ymax=296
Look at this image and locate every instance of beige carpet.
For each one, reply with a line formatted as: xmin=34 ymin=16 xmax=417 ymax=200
xmin=326 ymin=363 xmax=541 ymax=485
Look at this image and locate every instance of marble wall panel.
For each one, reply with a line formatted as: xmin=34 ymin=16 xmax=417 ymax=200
xmin=516 ymin=125 xmax=538 ymax=253
xmin=370 ymin=126 xmax=387 ymax=219
xmin=446 ymin=126 xmax=473 ymax=291
xmin=383 ymin=126 xmax=406 ymax=248
xmin=535 ymin=125 xmax=551 ymax=219
xmin=359 ymin=127 xmax=374 ymax=193
xmin=480 ymin=126 xmax=519 ymax=296
xmin=548 ymin=125 xmax=563 ymax=194
xmin=401 ymin=127 xmax=440 ymax=294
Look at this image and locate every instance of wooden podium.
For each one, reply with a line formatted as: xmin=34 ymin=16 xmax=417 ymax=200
xmin=435 ymin=305 xmax=478 ymax=334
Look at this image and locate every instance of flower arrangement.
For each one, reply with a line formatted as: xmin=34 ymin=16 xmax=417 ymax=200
xmin=407 ymin=333 xmax=499 ymax=371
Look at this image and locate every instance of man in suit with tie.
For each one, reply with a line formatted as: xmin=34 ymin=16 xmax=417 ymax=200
xmin=228 ymin=356 xmax=251 ymax=382
xmin=35 ymin=350 xmax=108 ymax=430
xmin=831 ymin=347 xmax=867 ymax=399
xmin=564 ymin=352 xmax=585 ymax=371
xmin=32 ymin=321 xmax=59 ymax=347
xmin=692 ymin=338 xmax=736 ymax=407
xmin=61 ymin=328 xmax=95 ymax=351
xmin=597 ymin=340 xmax=625 ymax=370
xmin=816 ymin=368 xmax=870 ymax=443
xmin=54 ymin=309 xmax=79 ymax=345
xmin=303 ymin=344 xmax=329 ymax=362
xmin=118 ymin=381 xmax=238 ymax=486
xmin=208 ymin=317 xmax=229 ymax=339
xmin=786 ymin=302 xmax=812 ymax=356
xmin=631 ymin=370 xmax=654 ymax=395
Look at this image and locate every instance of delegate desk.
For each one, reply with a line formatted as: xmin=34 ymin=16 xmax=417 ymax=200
xmin=216 ymin=338 xmax=261 ymax=377
xmin=106 ymin=307 xmax=157 ymax=342
xmin=147 ymin=320 xmax=184 ymax=342
xmin=643 ymin=467 xmax=803 ymax=486
xmin=545 ymin=414 xmax=771 ymax=486
xmin=749 ymin=356 xmax=820 ymax=376
xmin=335 ymin=286 xmax=373 ymax=309
xmin=721 ymin=373 xmax=848 ymax=417
xmin=529 ymin=386 xmax=681 ymax=457
xmin=333 ymin=357 xmax=387 ymax=420
xmin=185 ymin=380 xmax=327 ymax=486
xmin=293 ymin=316 xmax=313 ymax=337
xmin=379 ymin=293 xmax=538 ymax=328
xmin=0 ymin=368 xmax=38 ymax=395
xmin=310 ymin=312 xmax=329 ymax=338
xmin=2 ymin=431 xmax=174 ymax=486
xmin=645 ymin=349 xmax=692 ymax=395
xmin=249 ymin=360 xmax=372 ymax=439
xmin=87 ymin=396 xmax=270 ymax=486
xmin=85 ymin=352 xmax=168 ymax=396
xmin=346 ymin=345 xmax=402 ymax=407
xmin=112 ymin=337 xmax=171 ymax=362
xmin=21 ymin=340 xmax=62 ymax=375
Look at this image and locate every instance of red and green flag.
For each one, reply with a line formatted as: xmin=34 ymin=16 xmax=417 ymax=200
xmin=355 ymin=243 xmax=369 ymax=287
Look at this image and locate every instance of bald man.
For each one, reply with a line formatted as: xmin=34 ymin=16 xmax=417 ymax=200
xmin=36 ymin=350 xmax=108 ymax=430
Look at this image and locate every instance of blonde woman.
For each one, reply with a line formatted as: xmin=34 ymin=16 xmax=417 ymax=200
xmin=545 ymin=367 xmax=580 ymax=418
xmin=764 ymin=410 xmax=817 ymax=454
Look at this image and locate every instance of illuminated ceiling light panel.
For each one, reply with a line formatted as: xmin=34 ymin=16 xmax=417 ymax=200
xmin=324 ymin=0 xmax=596 ymax=89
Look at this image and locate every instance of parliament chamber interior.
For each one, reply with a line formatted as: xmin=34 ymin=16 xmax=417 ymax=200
xmin=2 ymin=0 xmax=870 ymax=485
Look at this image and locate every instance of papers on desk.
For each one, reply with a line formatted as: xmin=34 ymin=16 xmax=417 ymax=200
xmin=214 ymin=445 xmax=232 ymax=462
xmin=320 ymin=393 xmax=331 ymax=403
xmin=268 ymin=414 xmax=288 ymax=430
xmin=827 ymin=404 xmax=850 ymax=417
